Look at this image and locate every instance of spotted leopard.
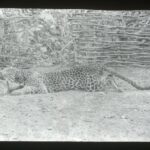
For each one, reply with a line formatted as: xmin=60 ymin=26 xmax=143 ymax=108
xmin=0 ymin=67 xmax=48 ymax=94
xmin=0 ymin=65 xmax=119 ymax=95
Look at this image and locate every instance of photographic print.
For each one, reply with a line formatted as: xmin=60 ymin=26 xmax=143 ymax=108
xmin=0 ymin=9 xmax=149 ymax=141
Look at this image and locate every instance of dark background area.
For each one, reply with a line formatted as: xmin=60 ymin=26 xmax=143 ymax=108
xmin=0 ymin=0 xmax=150 ymax=9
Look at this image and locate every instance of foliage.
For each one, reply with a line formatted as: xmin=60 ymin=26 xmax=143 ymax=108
xmin=0 ymin=9 xmax=150 ymax=68
xmin=0 ymin=9 xmax=78 ymax=68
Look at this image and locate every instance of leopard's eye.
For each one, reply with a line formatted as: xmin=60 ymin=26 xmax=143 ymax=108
xmin=15 ymin=76 xmax=19 ymax=81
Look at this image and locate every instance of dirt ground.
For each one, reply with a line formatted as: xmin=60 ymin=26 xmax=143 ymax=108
xmin=0 ymin=66 xmax=150 ymax=141
xmin=0 ymin=91 xmax=150 ymax=141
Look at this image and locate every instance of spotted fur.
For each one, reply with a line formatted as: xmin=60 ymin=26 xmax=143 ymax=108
xmin=0 ymin=66 xmax=120 ymax=95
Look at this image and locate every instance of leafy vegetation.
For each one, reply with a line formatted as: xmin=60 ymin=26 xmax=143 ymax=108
xmin=0 ymin=9 xmax=80 ymax=68
xmin=0 ymin=9 xmax=150 ymax=68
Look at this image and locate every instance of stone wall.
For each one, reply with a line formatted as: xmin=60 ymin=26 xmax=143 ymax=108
xmin=69 ymin=10 xmax=150 ymax=67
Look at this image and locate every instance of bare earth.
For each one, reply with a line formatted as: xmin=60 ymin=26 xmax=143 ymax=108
xmin=0 ymin=66 xmax=150 ymax=141
xmin=0 ymin=91 xmax=150 ymax=141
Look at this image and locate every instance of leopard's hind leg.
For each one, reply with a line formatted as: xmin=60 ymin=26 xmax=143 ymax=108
xmin=106 ymin=74 xmax=123 ymax=92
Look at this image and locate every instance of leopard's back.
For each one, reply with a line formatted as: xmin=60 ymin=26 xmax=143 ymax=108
xmin=43 ymin=66 xmax=104 ymax=92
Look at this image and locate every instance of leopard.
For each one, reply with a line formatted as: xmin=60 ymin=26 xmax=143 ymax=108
xmin=0 ymin=65 xmax=122 ymax=95
xmin=0 ymin=67 xmax=48 ymax=95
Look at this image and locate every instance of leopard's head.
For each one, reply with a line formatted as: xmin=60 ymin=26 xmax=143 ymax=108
xmin=0 ymin=67 xmax=25 ymax=84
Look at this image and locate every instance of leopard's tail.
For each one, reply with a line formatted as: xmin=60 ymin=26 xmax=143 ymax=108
xmin=103 ymin=67 xmax=150 ymax=90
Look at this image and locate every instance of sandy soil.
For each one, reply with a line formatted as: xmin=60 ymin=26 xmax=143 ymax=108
xmin=0 ymin=66 xmax=150 ymax=141
xmin=0 ymin=90 xmax=149 ymax=141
